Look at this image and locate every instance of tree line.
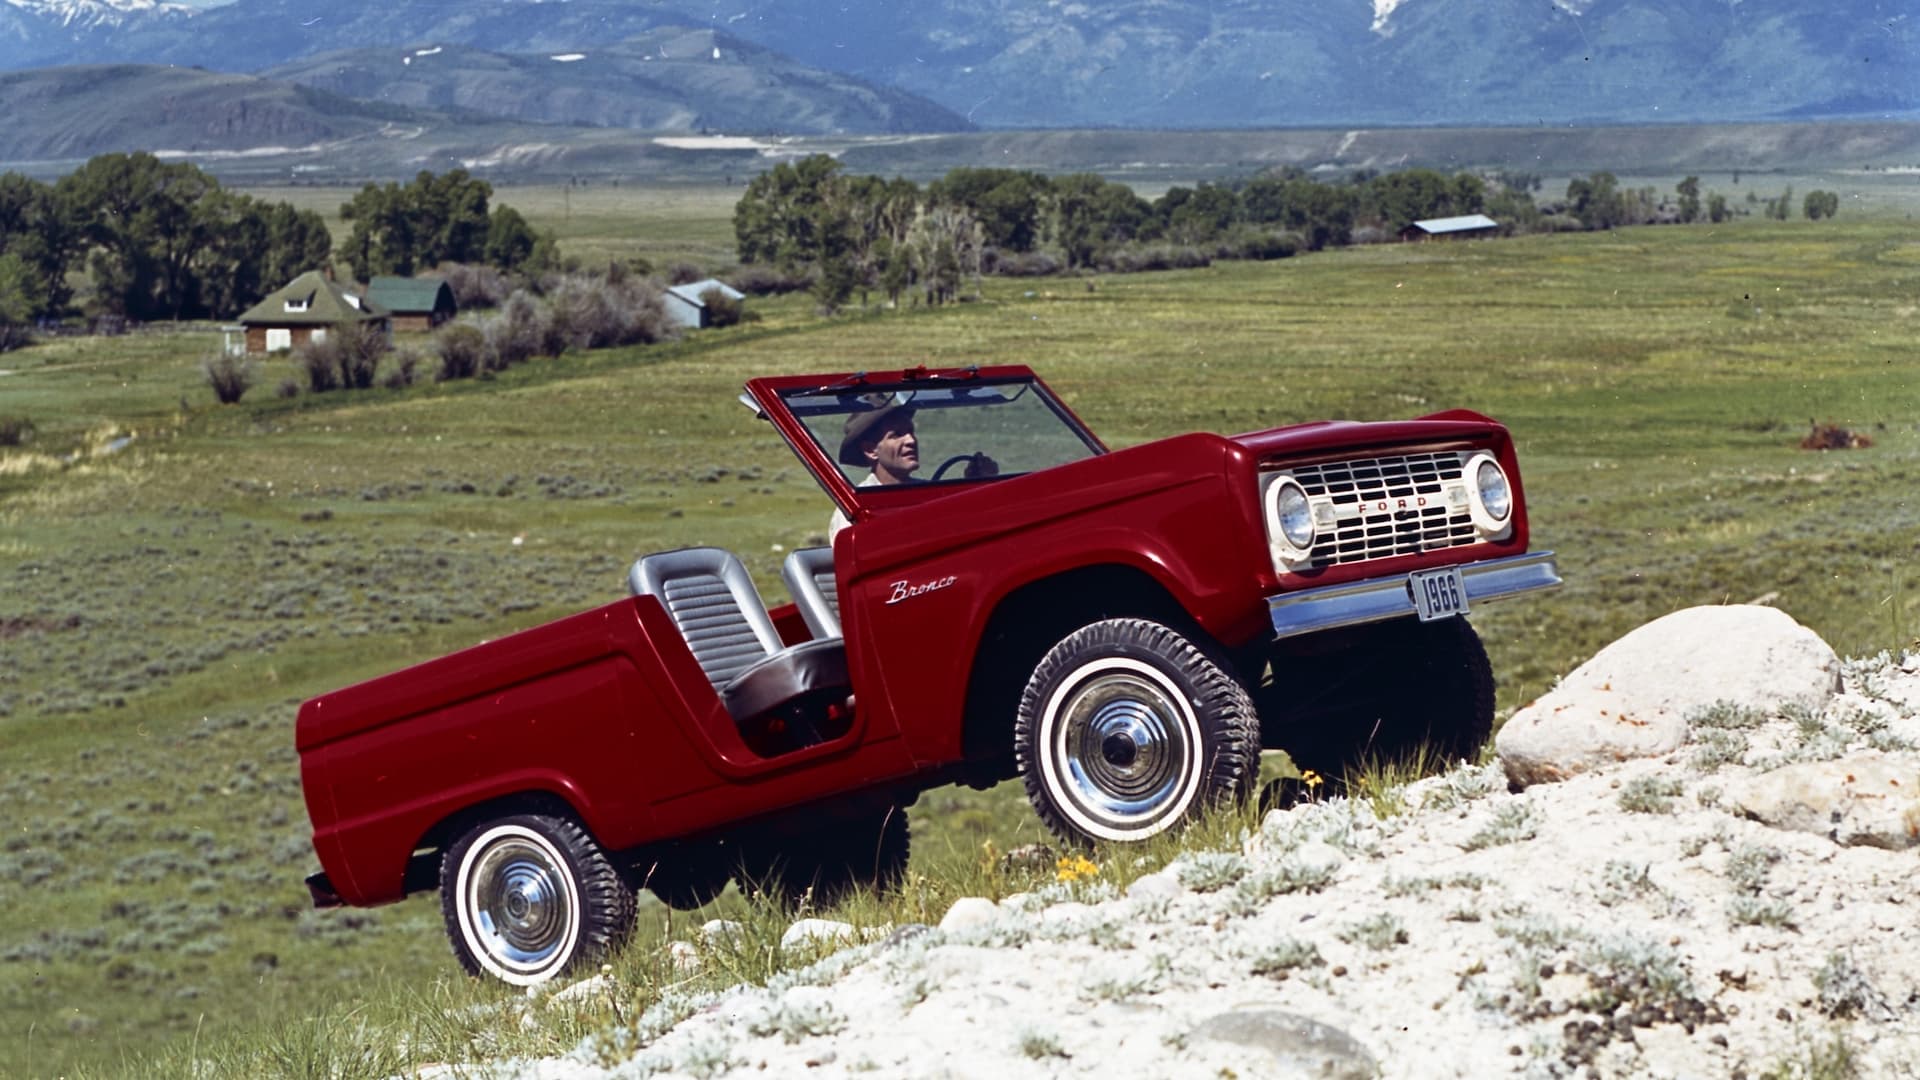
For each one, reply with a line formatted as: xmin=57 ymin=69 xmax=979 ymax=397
xmin=0 ymin=154 xmax=331 ymax=328
xmin=0 ymin=154 xmax=553 ymax=340
xmin=733 ymin=155 xmax=1841 ymax=310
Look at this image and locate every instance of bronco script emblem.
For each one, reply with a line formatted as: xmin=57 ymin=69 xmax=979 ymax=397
xmin=887 ymin=575 xmax=957 ymax=604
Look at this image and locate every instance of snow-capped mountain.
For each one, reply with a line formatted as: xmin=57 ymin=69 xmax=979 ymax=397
xmin=3 ymin=0 xmax=191 ymax=31
xmin=0 ymin=0 xmax=1911 ymax=129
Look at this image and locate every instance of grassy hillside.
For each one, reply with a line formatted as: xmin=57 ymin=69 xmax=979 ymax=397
xmin=3 ymin=203 xmax=1918 ymax=1075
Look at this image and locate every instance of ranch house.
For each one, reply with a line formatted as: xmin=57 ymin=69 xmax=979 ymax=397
xmin=226 ymin=269 xmax=390 ymax=355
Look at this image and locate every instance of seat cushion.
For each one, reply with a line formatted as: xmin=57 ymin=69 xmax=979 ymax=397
xmin=719 ymin=638 xmax=850 ymax=721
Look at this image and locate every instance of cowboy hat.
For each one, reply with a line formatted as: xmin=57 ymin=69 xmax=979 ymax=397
xmin=837 ymin=398 xmax=917 ymax=466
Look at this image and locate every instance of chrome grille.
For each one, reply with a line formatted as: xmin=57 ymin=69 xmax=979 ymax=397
xmin=1290 ymin=451 xmax=1478 ymax=569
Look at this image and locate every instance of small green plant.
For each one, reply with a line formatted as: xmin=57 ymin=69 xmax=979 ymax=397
xmin=1347 ymin=747 xmax=1445 ymax=819
xmin=1383 ymin=871 xmax=1486 ymax=898
xmin=1726 ymin=843 xmax=1781 ymax=894
xmin=1758 ymin=1030 xmax=1859 ymax=1080
xmin=1814 ymin=951 xmax=1888 ymax=1020
xmin=1728 ymin=895 xmax=1797 ymax=929
xmin=1338 ymin=912 xmax=1408 ymax=951
xmin=1017 ymin=1030 xmax=1071 ymax=1060
xmin=1248 ymin=938 xmax=1323 ymax=977
xmin=1617 ymin=775 xmax=1685 ymax=814
xmin=1175 ymin=851 xmax=1247 ymax=893
xmin=1464 ymin=801 xmax=1541 ymax=850
xmin=1597 ymin=860 xmax=1655 ymax=906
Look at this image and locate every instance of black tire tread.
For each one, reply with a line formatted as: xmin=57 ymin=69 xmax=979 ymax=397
xmin=1014 ymin=617 xmax=1260 ymax=847
xmin=439 ymin=812 xmax=636 ymax=982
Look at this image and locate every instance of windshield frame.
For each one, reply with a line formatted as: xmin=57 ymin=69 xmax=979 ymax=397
xmin=743 ymin=365 xmax=1107 ymax=532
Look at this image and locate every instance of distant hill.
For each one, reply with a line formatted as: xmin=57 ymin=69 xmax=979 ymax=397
xmin=0 ymin=64 xmax=423 ymax=162
xmin=259 ymin=29 xmax=972 ymax=136
xmin=0 ymin=0 xmax=1911 ymax=130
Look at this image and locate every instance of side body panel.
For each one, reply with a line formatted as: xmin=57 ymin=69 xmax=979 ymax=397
xmin=297 ymin=597 xmax=918 ymax=906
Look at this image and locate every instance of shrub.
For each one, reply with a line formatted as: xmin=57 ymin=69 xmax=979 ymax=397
xmin=434 ymin=323 xmax=486 ymax=382
xmin=0 ymin=414 xmax=32 ymax=446
xmin=0 ymin=322 xmax=32 ymax=353
xmin=489 ymin=291 xmax=549 ymax=367
xmin=988 ymin=250 xmax=1064 ymax=277
xmin=201 ymin=352 xmax=256 ymax=404
xmin=296 ymin=342 xmax=339 ymax=392
xmin=546 ymin=274 xmax=673 ymax=351
xmin=1096 ymin=245 xmax=1211 ymax=274
xmin=383 ymin=349 xmax=421 ymax=390
xmin=293 ymin=322 xmax=390 ymax=392
xmin=1233 ymin=231 xmax=1300 ymax=261
xmin=666 ymin=262 xmax=705 ymax=285
xmin=276 ymin=379 xmax=300 ymax=399
xmin=700 ymin=287 xmax=744 ymax=328
xmin=429 ymin=262 xmax=513 ymax=310
xmin=728 ymin=263 xmax=810 ymax=296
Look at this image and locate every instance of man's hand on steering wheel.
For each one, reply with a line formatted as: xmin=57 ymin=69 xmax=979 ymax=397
xmin=931 ymin=452 xmax=1000 ymax=481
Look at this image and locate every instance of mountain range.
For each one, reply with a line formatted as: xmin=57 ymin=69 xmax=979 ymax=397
xmin=0 ymin=0 xmax=1912 ymax=131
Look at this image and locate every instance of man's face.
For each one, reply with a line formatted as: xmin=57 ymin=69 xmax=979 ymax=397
xmin=866 ymin=418 xmax=919 ymax=481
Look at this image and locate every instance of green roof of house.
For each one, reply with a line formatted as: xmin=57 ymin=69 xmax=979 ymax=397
xmin=366 ymin=276 xmax=456 ymax=315
xmin=238 ymin=270 xmax=388 ymax=326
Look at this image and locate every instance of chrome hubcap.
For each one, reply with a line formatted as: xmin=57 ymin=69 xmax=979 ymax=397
xmin=470 ymin=837 xmax=574 ymax=971
xmin=1056 ymin=670 xmax=1194 ymax=829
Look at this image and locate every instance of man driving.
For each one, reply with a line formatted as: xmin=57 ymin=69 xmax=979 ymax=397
xmin=828 ymin=402 xmax=995 ymax=541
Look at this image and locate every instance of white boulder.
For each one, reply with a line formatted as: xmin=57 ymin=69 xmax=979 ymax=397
xmin=1497 ymin=605 xmax=1839 ymax=788
xmin=1731 ymin=752 xmax=1920 ymax=849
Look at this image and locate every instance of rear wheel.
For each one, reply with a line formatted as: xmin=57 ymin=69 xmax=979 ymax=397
xmin=1015 ymin=618 xmax=1260 ymax=846
xmin=440 ymin=814 xmax=635 ymax=986
xmin=1263 ymin=616 xmax=1494 ymax=780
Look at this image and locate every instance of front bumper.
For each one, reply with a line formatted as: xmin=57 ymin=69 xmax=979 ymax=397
xmin=1267 ymin=551 xmax=1561 ymax=640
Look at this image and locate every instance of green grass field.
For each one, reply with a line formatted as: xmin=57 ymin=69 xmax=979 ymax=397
xmin=3 ymin=193 xmax=1919 ymax=1076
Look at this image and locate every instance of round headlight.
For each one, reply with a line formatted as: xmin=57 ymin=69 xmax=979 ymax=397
xmin=1473 ymin=456 xmax=1512 ymax=523
xmin=1275 ymin=480 xmax=1315 ymax=550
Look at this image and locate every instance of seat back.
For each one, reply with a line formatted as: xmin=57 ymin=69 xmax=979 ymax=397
xmin=629 ymin=547 xmax=783 ymax=688
xmin=781 ymin=546 xmax=841 ymax=639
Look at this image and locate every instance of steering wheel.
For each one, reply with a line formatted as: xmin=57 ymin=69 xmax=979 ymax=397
xmin=931 ymin=453 xmax=983 ymax=481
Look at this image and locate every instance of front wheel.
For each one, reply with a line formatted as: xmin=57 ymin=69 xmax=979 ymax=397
xmin=1015 ymin=618 xmax=1260 ymax=846
xmin=440 ymin=814 xmax=636 ymax=986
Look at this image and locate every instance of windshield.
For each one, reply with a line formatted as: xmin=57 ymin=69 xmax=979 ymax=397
xmin=780 ymin=377 xmax=1103 ymax=486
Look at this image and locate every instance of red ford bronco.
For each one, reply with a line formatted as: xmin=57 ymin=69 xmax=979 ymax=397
xmin=296 ymin=364 xmax=1559 ymax=984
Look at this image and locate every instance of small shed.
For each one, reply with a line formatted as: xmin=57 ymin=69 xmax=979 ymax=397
xmin=230 ymin=269 xmax=390 ymax=354
xmin=367 ymin=276 xmax=457 ymax=332
xmin=1400 ymin=214 xmax=1500 ymax=242
xmin=663 ymin=279 xmax=746 ymax=330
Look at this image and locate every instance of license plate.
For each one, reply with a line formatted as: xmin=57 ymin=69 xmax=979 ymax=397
xmin=1410 ymin=567 xmax=1469 ymax=622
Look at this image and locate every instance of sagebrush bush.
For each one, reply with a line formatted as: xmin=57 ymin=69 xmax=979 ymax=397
xmin=699 ymin=287 xmax=744 ymax=328
xmin=434 ymin=324 xmax=486 ymax=382
xmin=666 ymin=262 xmax=705 ymax=286
xmin=1096 ymin=245 xmax=1211 ymax=274
xmin=728 ymin=263 xmax=810 ymax=296
xmin=383 ymin=349 xmax=422 ymax=390
xmin=988 ymin=250 xmax=1064 ymax=277
xmin=430 ymin=262 xmax=513 ymax=310
xmin=200 ymin=352 xmax=255 ymax=404
xmin=1232 ymin=231 xmax=1301 ymax=261
xmin=545 ymin=275 xmax=673 ymax=351
xmin=297 ymin=342 xmax=339 ymax=392
xmin=294 ymin=322 xmax=390 ymax=392
xmin=488 ymin=292 xmax=548 ymax=367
